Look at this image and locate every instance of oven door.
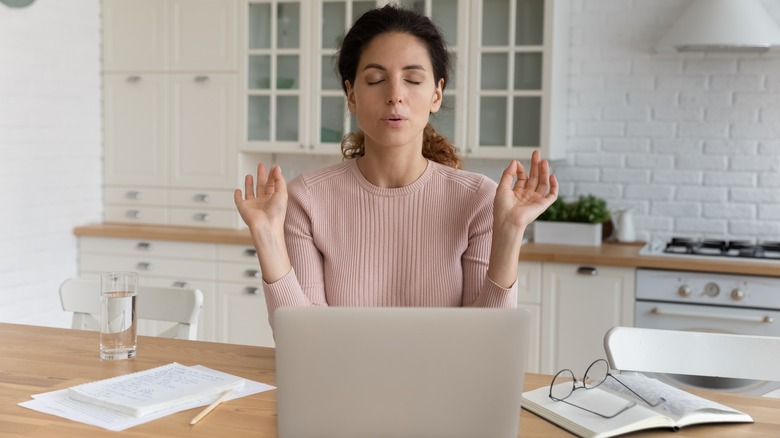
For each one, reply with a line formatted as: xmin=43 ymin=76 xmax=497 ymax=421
xmin=635 ymin=301 xmax=780 ymax=396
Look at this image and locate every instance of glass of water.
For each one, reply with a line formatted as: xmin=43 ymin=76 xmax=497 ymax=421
xmin=100 ymin=272 xmax=138 ymax=360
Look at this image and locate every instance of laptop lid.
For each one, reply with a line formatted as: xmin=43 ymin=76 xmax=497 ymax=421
xmin=274 ymin=307 xmax=530 ymax=438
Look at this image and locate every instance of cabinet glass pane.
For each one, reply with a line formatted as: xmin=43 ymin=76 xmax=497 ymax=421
xmin=276 ymin=96 xmax=299 ymax=141
xmin=353 ymin=1 xmax=376 ymax=21
xmin=396 ymin=0 xmax=424 ymax=13
xmin=248 ymin=3 xmax=271 ymax=49
xmin=322 ymin=2 xmax=346 ymax=49
xmin=481 ymin=53 xmax=508 ymax=90
xmin=513 ymin=96 xmax=541 ymax=146
xmin=277 ymin=2 xmax=301 ymax=49
xmin=321 ymin=96 xmax=346 ymax=143
xmin=248 ymin=96 xmax=270 ymax=141
xmin=430 ymin=95 xmax=455 ymax=144
xmin=516 ymin=0 xmax=544 ymax=45
xmin=514 ymin=52 xmax=542 ymax=90
xmin=479 ymin=96 xmax=507 ymax=145
xmin=278 ymin=56 xmax=299 ymax=89
xmin=482 ymin=0 xmax=509 ymax=46
xmin=432 ymin=0 xmax=458 ymax=46
xmin=248 ymin=55 xmax=271 ymax=89
xmin=448 ymin=52 xmax=458 ymax=88
xmin=322 ymin=55 xmax=340 ymax=90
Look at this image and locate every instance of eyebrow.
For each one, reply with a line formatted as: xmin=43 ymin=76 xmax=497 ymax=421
xmin=361 ymin=63 xmax=427 ymax=72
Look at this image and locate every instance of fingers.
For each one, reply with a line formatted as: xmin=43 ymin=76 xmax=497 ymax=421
xmin=264 ymin=165 xmax=287 ymax=196
xmin=497 ymin=160 xmax=519 ymax=191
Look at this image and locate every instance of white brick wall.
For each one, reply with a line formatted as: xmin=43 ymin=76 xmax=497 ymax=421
xmin=0 ymin=0 xmax=101 ymax=327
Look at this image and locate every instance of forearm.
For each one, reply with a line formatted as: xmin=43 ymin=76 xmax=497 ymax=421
xmin=248 ymin=224 xmax=292 ymax=284
xmin=486 ymin=222 xmax=526 ymax=288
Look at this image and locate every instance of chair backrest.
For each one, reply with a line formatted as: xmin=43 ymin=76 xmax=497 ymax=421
xmin=604 ymin=326 xmax=780 ymax=382
xmin=59 ymin=278 xmax=203 ymax=340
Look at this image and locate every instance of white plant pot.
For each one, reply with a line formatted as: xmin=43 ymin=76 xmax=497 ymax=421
xmin=533 ymin=221 xmax=603 ymax=247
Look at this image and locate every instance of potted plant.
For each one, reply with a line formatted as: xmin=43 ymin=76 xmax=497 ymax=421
xmin=533 ymin=195 xmax=611 ymax=246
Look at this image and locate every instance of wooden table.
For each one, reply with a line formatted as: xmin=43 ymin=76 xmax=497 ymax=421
xmin=2 ymin=323 xmax=779 ymax=437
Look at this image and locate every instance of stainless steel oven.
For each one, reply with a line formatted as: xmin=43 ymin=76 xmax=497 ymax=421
xmin=636 ymin=238 xmax=780 ymax=396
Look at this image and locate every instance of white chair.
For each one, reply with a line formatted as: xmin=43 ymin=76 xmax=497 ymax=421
xmin=59 ymin=278 xmax=204 ymax=340
xmin=604 ymin=326 xmax=780 ymax=383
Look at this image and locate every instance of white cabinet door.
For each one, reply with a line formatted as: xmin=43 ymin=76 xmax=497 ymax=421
xmin=169 ymin=0 xmax=238 ymax=71
xmin=517 ymin=261 xmax=542 ymax=373
xmin=102 ymin=0 xmax=168 ymax=71
xmin=540 ymin=262 xmax=634 ymax=374
xmin=103 ymin=74 xmax=168 ymax=187
xmin=217 ymin=282 xmax=274 ymax=347
xmin=169 ymin=73 xmax=237 ymax=189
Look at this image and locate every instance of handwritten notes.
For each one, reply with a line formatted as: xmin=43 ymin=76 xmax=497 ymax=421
xmin=67 ymin=363 xmax=245 ymax=417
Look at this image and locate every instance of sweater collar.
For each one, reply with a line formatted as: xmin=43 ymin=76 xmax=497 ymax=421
xmin=348 ymin=158 xmax=433 ymax=197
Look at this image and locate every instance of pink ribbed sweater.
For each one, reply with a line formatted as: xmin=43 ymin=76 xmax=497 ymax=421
xmin=262 ymin=159 xmax=517 ymax=323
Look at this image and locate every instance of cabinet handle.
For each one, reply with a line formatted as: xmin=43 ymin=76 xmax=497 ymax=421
xmin=244 ymin=287 xmax=261 ymax=295
xmin=577 ymin=266 xmax=599 ymax=276
xmin=126 ymin=191 xmax=142 ymax=200
xmin=172 ymin=281 xmax=190 ymax=288
xmin=126 ymin=209 xmax=142 ymax=219
xmin=244 ymin=269 xmax=261 ymax=278
xmin=136 ymin=242 xmax=152 ymax=251
xmin=195 ymin=75 xmax=210 ymax=83
xmin=137 ymin=262 xmax=153 ymax=271
xmin=126 ymin=75 xmax=142 ymax=83
xmin=194 ymin=213 xmax=210 ymax=222
xmin=194 ymin=193 xmax=211 ymax=203
xmin=244 ymin=248 xmax=257 ymax=257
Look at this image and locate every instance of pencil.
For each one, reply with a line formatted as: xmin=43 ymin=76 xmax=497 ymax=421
xmin=190 ymin=389 xmax=235 ymax=425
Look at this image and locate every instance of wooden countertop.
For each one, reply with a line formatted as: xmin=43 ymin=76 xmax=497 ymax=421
xmin=74 ymin=224 xmax=780 ymax=277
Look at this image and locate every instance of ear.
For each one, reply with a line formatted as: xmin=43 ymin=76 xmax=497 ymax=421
xmin=429 ymin=78 xmax=444 ymax=114
xmin=345 ymin=80 xmax=356 ymax=114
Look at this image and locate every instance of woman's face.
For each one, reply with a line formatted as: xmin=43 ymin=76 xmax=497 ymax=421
xmin=345 ymin=32 xmax=443 ymax=154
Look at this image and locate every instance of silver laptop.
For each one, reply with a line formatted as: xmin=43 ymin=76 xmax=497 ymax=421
xmin=274 ymin=307 xmax=530 ymax=438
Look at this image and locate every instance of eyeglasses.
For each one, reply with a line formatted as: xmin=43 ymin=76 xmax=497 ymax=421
xmin=549 ymin=359 xmax=666 ymax=419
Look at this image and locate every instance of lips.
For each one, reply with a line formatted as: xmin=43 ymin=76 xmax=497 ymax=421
xmin=382 ymin=114 xmax=407 ymax=122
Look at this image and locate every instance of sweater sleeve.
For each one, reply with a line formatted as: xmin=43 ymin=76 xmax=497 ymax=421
xmin=461 ymin=176 xmax=518 ymax=309
xmin=261 ymin=177 xmax=328 ymax=326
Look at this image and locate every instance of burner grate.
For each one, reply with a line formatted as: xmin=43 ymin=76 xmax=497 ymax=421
xmin=663 ymin=238 xmax=780 ymax=260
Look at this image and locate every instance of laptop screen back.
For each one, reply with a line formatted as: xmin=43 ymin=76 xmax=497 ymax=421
xmin=274 ymin=307 xmax=530 ymax=438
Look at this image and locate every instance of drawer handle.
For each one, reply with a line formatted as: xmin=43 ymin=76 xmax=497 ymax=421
xmin=195 ymin=75 xmax=210 ymax=83
xmin=577 ymin=266 xmax=598 ymax=276
xmin=172 ymin=281 xmax=190 ymax=288
xmin=126 ymin=191 xmax=142 ymax=200
xmin=195 ymin=193 xmax=211 ymax=203
xmin=126 ymin=209 xmax=142 ymax=219
xmin=194 ymin=213 xmax=210 ymax=222
xmin=244 ymin=248 xmax=257 ymax=257
xmin=137 ymin=262 xmax=153 ymax=271
xmin=126 ymin=75 xmax=142 ymax=83
xmin=245 ymin=287 xmax=261 ymax=295
xmin=136 ymin=242 xmax=152 ymax=251
xmin=244 ymin=269 xmax=261 ymax=278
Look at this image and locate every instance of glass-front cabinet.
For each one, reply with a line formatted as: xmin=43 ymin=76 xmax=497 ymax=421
xmin=240 ymin=0 xmax=567 ymax=159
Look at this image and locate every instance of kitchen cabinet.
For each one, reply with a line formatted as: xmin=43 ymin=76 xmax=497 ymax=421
xmin=240 ymin=0 xmax=567 ymax=159
xmin=102 ymin=0 xmax=239 ymax=228
xmin=78 ymin=237 xmax=274 ymax=347
xmin=517 ymin=261 xmax=542 ymax=373
xmin=540 ymin=262 xmax=635 ymax=374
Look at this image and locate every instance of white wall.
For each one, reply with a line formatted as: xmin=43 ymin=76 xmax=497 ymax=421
xmin=0 ymin=0 xmax=102 ymax=327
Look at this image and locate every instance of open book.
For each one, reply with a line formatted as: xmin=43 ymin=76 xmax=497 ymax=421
xmin=67 ymin=363 xmax=245 ymax=417
xmin=522 ymin=373 xmax=752 ymax=438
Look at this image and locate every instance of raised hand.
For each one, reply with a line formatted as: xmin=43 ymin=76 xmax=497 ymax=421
xmin=493 ymin=150 xmax=558 ymax=232
xmin=234 ymin=163 xmax=291 ymax=283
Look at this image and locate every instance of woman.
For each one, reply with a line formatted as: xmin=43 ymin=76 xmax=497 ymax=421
xmin=234 ymin=5 xmax=558 ymax=326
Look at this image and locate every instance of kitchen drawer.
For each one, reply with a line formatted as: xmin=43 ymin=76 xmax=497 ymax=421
xmin=169 ymin=208 xmax=237 ymax=229
xmin=105 ymin=205 xmax=168 ymax=225
xmin=217 ymin=261 xmax=262 ymax=284
xmin=79 ymin=253 xmax=216 ymax=280
xmin=170 ymin=188 xmax=235 ymax=209
xmin=216 ymin=281 xmax=273 ymax=347
xmin=104 ymin=186 xmax=168 ymax=206
xmin=217 ymin=244 xmax=257 ymax=263
xmin=80 ymin=237 xmax=216 ymax=259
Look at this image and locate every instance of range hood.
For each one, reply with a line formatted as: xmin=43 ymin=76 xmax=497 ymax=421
xmin=656 ymin=0 xmax=780 ymax=53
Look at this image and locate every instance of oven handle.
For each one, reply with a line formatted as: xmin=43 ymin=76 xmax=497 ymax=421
xmin=650 ymin=307 xmax=775 ymax=324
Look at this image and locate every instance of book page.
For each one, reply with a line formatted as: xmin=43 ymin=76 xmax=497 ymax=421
xmin=599 ymin=374 xmax=749 ymax=424
xmin=67 ymin=363 xmax=245 ymax=417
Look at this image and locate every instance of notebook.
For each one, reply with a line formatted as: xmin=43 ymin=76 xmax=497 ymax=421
xmin=274 ymin=307 xmax=530 ymax=438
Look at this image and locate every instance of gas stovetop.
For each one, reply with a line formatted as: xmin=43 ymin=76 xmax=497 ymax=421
xmin=641 ymin=238 xmax=780 ymax=261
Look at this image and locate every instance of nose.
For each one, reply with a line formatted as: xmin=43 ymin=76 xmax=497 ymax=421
xmin=386 ymin=79 xmax=404 ymax=104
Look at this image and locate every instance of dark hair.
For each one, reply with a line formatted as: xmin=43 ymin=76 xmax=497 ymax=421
xmin=336 ymin=5 xmax=462 ymax=169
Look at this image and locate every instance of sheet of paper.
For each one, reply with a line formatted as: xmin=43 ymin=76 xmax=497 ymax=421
xmin=19 ymin=365 xmax=275 ymax=431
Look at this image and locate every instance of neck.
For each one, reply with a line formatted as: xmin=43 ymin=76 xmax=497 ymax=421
xmin=356 ymin=150 xmax=428 ymax=188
